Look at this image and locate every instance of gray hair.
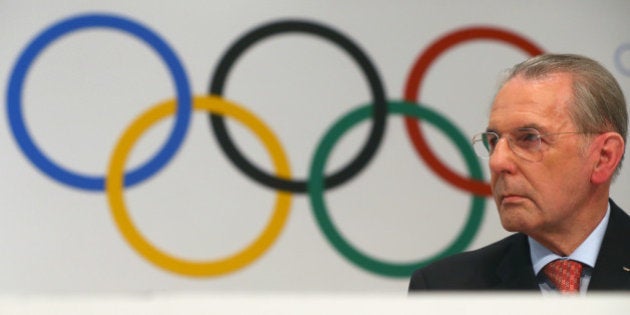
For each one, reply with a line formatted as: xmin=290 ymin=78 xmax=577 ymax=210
xmin=502 ymin=53 xmax=628 ymax=176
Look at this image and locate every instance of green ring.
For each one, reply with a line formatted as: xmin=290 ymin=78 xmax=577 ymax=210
xmin=308 ymin=100 xmax=486 ymax=277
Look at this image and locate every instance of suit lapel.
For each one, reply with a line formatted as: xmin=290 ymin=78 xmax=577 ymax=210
xmin=589 ymin=200 xmax=630 ymax=290
xmin=494 ymin=233 xmax=539 ymax=290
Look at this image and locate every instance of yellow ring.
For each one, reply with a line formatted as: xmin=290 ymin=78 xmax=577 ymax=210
xmin=106 ymin=95 xmax=292 ymax=276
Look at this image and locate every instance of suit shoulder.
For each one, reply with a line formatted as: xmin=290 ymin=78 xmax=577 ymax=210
xmin=409 ymin=233 xmax=527 ymax=290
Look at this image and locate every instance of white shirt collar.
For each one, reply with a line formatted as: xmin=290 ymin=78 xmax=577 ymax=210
xmin=529 ymin=203 xmax=610 ymax=275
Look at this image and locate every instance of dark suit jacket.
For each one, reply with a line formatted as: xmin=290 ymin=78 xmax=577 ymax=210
xmin=409 ymin=199 xmax=630 ymax=292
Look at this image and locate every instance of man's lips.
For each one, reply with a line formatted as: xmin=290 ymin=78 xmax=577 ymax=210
xmin=499 ymin=194 xmax=527 ymax=204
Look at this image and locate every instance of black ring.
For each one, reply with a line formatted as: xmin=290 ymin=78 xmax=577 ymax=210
xmin=208 ymin=20 xmax=387 ymax=193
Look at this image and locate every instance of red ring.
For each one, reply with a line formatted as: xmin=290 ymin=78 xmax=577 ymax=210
xmin=404 ymin=26 xmax=544 ymax=196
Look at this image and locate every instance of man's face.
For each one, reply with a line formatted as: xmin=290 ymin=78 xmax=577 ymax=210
xmin=487 ymin=73 xmax=595 ymax=238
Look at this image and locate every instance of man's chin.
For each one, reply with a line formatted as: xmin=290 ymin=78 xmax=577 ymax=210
xmin=500 ymin=222 xmax=524 ymax=233
xmin=498 ymin=209 xmax=533 ymax=233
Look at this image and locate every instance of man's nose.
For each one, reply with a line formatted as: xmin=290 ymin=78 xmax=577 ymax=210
xmin=488 ymin=138 xmax=516 ymax=173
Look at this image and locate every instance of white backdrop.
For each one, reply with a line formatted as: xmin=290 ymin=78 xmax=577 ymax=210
xmin=1 ymin=0 xmax=629 ymax=294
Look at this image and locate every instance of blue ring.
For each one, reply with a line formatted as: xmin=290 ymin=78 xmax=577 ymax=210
xmin=6 ymin=13 xmax=192 ymax=191
xmin=614 ymin=43 xmax=630 ymax=77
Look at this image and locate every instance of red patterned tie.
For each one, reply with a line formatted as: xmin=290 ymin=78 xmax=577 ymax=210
xmin=543 ymin=259 xmax=583 ymax=293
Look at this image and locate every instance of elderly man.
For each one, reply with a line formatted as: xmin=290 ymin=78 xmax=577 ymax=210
xmin=409 ymin=54 xmax=630 ymax=293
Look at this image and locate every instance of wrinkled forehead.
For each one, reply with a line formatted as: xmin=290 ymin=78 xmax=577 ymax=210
xmin=488 ymin=74 xmax=575 ymax=133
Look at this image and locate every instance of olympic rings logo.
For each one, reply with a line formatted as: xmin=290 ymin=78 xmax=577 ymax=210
xmin=6 ymin=13 xmax=543 ymax=277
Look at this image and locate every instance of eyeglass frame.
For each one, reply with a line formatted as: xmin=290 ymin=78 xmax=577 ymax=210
xmin=471 ymin=127 xmax=596 ymax=162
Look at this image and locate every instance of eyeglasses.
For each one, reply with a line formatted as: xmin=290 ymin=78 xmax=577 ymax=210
xmin=471 ymin=127 xmax=590 ymax=162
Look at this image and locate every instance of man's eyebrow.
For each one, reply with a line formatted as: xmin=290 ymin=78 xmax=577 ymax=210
xmin=517 ymin=124 xmax=544 ymax=132
xmin=486 ymin=124 xmax=545 ymax=134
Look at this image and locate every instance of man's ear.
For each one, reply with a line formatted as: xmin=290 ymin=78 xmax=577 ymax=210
xmin=591 ymin=132 xmax=625 ymax=184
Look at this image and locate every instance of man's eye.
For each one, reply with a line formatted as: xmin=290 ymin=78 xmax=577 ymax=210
xmin=516 ymin=132 xmax=540 ymax=146
xmin=482 ymin=134 xmax=496 ymax=146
